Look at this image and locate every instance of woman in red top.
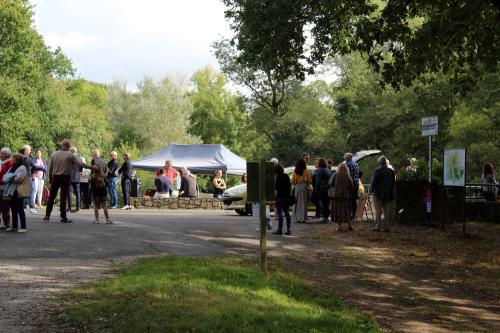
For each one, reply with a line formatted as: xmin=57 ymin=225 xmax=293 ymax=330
xmin=0 ymin=147 xmax=13 ymax=229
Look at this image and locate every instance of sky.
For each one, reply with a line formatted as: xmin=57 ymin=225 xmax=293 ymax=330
xmin=32 ymin=0 xmax=232 ymax=90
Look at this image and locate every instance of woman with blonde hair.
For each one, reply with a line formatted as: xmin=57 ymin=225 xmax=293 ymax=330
xmin=329 ymin=162 xmax=353 ymax=231
xmin=291 ymin=158 xmax=312 ymax=223
xmin=213 ymin=169 xmax=226 ymax=198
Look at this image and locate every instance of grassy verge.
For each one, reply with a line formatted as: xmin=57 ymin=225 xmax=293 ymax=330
xmin=56 ymin=256 xmax=380 ymax=333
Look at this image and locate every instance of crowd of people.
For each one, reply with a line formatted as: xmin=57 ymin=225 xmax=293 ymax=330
xmin=271 ymin=152 xmax=395 ymax=235
xmin=0 ymin=138 xmax=497 ymax=234
xmin=0 ymin=139 xmax=143 ymax=233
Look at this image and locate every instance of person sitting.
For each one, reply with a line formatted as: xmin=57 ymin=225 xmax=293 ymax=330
xmin=179 ymin=166 xmax=198 ymax=198
xmin=213 ymin=170 xmax=226 ymax=198
xmin=154 ymin=169 xmax=171 ymax=199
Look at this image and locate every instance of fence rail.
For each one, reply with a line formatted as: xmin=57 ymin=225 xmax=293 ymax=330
xmin=465 ymin=183 xmax=500 ymax=200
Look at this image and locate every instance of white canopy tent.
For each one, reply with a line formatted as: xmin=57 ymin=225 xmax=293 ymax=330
xmin=131 ymin=144 xmax=247 ymax=175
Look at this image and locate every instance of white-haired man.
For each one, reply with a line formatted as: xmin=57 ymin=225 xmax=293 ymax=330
xmin=106 ymin=151 xmax=119 ymax=209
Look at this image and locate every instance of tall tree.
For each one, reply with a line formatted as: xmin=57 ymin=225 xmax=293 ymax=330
xmin=107 ymin=75 xmax=198 ymax=153
xmin=0 ymin=0 xmax=73 ymax=150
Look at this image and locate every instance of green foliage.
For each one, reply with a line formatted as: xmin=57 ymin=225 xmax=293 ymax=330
xmin=188 ymin=66 xmax=268 ymax=160
xmin=107 ymin=76 xmax=198 ymax=154
xmin=0 ymin=0 xmax=74 ymax=152
xmin=58 ymin=256 xmax=381 ymax=333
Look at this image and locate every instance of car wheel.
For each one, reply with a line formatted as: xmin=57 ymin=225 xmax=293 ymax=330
xmin=235 ymin=209 xmax=249 ymax=216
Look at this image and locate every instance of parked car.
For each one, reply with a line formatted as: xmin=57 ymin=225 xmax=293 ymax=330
xmin=222 ymin=150 xmax=381 ymax=215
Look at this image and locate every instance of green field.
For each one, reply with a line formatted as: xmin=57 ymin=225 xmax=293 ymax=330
xmin=56 ymin=256 xmax=380 ymax=333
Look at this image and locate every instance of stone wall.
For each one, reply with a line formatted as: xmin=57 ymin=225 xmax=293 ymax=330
xmin=132 ymin=197 xmax=223 ymax=210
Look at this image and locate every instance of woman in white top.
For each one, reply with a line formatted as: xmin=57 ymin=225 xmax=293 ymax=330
xmin=31 ymin=149 xmax=46 ymax=208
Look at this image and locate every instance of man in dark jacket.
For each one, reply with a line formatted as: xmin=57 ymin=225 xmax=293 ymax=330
xmin=371 ymin=155 xmax=395 ymax=232
xmin=118 ymin=152 xmax=132 ymax=209
xmin=68 ymin=147 xmax=82 ymax=212
xmin=106 ymin=151 xmax=120 ymax=209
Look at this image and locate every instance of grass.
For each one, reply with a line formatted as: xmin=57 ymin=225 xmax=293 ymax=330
xmin=55 ymin=256 xmax=380 ymax=333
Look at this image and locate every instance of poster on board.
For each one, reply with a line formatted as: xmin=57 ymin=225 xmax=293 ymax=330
xmin=443 ymin=148 xmax=466 ymax=187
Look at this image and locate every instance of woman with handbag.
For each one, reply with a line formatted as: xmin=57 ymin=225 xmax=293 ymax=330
xmin=291 ymin=158 xmax=312 ymax=224
xmin=4 ymin=153 xmax=30 ymax=233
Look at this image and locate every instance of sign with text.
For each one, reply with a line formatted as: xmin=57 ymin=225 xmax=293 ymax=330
xmin=422 ymin=116 xmax=438 ymax=136
xmin=443 ymin=148 xmax=466 ymax=187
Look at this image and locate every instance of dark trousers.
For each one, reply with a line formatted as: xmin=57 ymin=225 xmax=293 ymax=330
xmin=68 ymin=182 xmax=80 ymax=209
xmin=276 ymin=198 xmax=291 ymax=232
xmin=11 ymin=197 xmax=26 ymax=229
xmin=45 ymin=174 xmax=71 ymax=219
xmin=122 ymin=179 xmax=131 ymax=206
xmin=350 ymin=185 xmax=359 ymax=221
xmin=319 ymin=190 xmax=330 ymax=219
xmin=80 ymin=182 xmax=91 ymax=208
xmin=0 ymin=198 xmax=10 ymax=227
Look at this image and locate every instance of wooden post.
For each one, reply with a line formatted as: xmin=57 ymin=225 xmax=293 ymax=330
xmin=259 ymin=160 xmax=267 ymax=274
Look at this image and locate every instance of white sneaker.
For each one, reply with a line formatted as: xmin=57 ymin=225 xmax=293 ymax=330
xmin=30 ymin=209 xmax=37 ymax=214
xmin=6 ymin=227 xmax=17 ymax=232
xmin=120 ymin=205 xmax=130 ymax=210
xmin=105 ymin=219 xmax=113 ymax=224
xmin=17 ymin=228 xmax=26 ymax=233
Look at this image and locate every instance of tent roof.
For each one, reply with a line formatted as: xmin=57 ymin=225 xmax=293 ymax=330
xmin=131 ymin=144 xmax=246 ymax=175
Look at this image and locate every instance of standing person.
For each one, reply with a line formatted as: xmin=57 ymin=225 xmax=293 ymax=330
xmin=315 ymin=158 xmax=332 ymax=223
xmin=213 ymin=169 xmax=226 ymax=198
xmin=311 ymin=159 xmax=321 ymax=218
xmin=329 ymin=162 xmax=353 ymax=231
xmin=241 ymin=173 xmax=247 ymax=184
xmin=80 ymin=157 xmax=91 ymax=209
xmin=327 ymin=160 xmax=334 ymax=170
xmin=118 ymin=152 xmax=132 ymax=210
xmin=273 ymin=164 xmax=292 ymax=235
xmin=68 ymin=147 xmax=82 ymax=213
xmin=106 ymin=151 xmax=119 ymax=209
xmin=344 ymin=153 xmax=360 ymax=222
xmin=90 ymin=149 xmax=112 ymax=224
xmin=481 ymin=162 xmax=498 ymax=202
xmin=43 ymin=139 xmax=92 ymax=223
xmin=179 ymin=166 xmax=198 ymax=198
xmin=4 ymin=153 xmax=30 ymax=232
xmin=31 ymin=149 xmax=46 ymax=209
xmin=406 ymin=158 xmax=418 ymax=172
xmin=291 ymin=158 xmax=312 ymax=224
xmin=0 ymin=148 xmax=13 ymax=230
xmin=301 ymin=152 xmax=310 ymax=165
xmin=371 ymin=156 xmax=396 ymax=232
xmin=154 ymin=169 xmax=171 ymax=199
xmin=21 ymin=145 xmax=36 ymax=213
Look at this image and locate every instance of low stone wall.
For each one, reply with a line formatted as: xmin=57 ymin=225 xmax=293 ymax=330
xmin=132 ymin=196 xmax=223 ymax=210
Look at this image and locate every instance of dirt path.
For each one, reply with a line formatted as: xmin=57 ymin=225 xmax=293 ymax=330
xmin=281 ymin=221 xmax=500 ymax=333
xmin=1 ymin=209 xmax=498 ymax=332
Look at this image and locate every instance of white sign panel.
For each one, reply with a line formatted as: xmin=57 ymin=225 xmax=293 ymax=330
xmin=443 ymin=148 xmax=466 ymax=187
xmin=422 ymin=116 xmax=438 ymax=136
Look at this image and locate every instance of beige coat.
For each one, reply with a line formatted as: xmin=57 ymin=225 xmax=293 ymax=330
xmin=328 ymin=172 xmax=353 ymax=199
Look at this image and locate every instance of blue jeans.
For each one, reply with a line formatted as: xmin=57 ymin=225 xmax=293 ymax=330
xmin=11 ymin=197 xmax=26 ymax=229
xmin=275 ymin=198 xmax=291 ymax=232
xmin=107 ymin=177 xmax=118 ymax=207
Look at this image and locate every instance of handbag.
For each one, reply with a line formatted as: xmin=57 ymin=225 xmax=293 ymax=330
xmin=289 ymin=188 xmax=297 ymax=206
xmin=17 ymin=175 xmax=30 ymax=198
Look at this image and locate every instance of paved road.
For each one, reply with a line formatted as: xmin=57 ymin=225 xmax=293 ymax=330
xmin=0 ymin=209 xmax=308 ymax=332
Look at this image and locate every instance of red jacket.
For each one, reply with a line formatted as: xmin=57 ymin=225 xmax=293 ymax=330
xmin=0 ymin=159 xmax=13 ymax=184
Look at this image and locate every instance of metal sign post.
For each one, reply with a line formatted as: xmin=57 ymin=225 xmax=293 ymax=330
xmin=422 ymin=116 xmax=438 ymax=225
xmin=246 ymin=161 xmax=275 ymax=274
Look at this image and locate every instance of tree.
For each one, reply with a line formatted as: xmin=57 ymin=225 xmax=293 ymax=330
xmin=358 ymin=0 xmax=500 ymax=88
xmin=188 ymin=66 xmax=268 ymax=160
xmin=107 ymin=75 xmax=198 ymax=153
xmin=0 ymin=0 xmax=74 ymax=151
xmin=221 ymin=0 xmax=500 ymax=89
